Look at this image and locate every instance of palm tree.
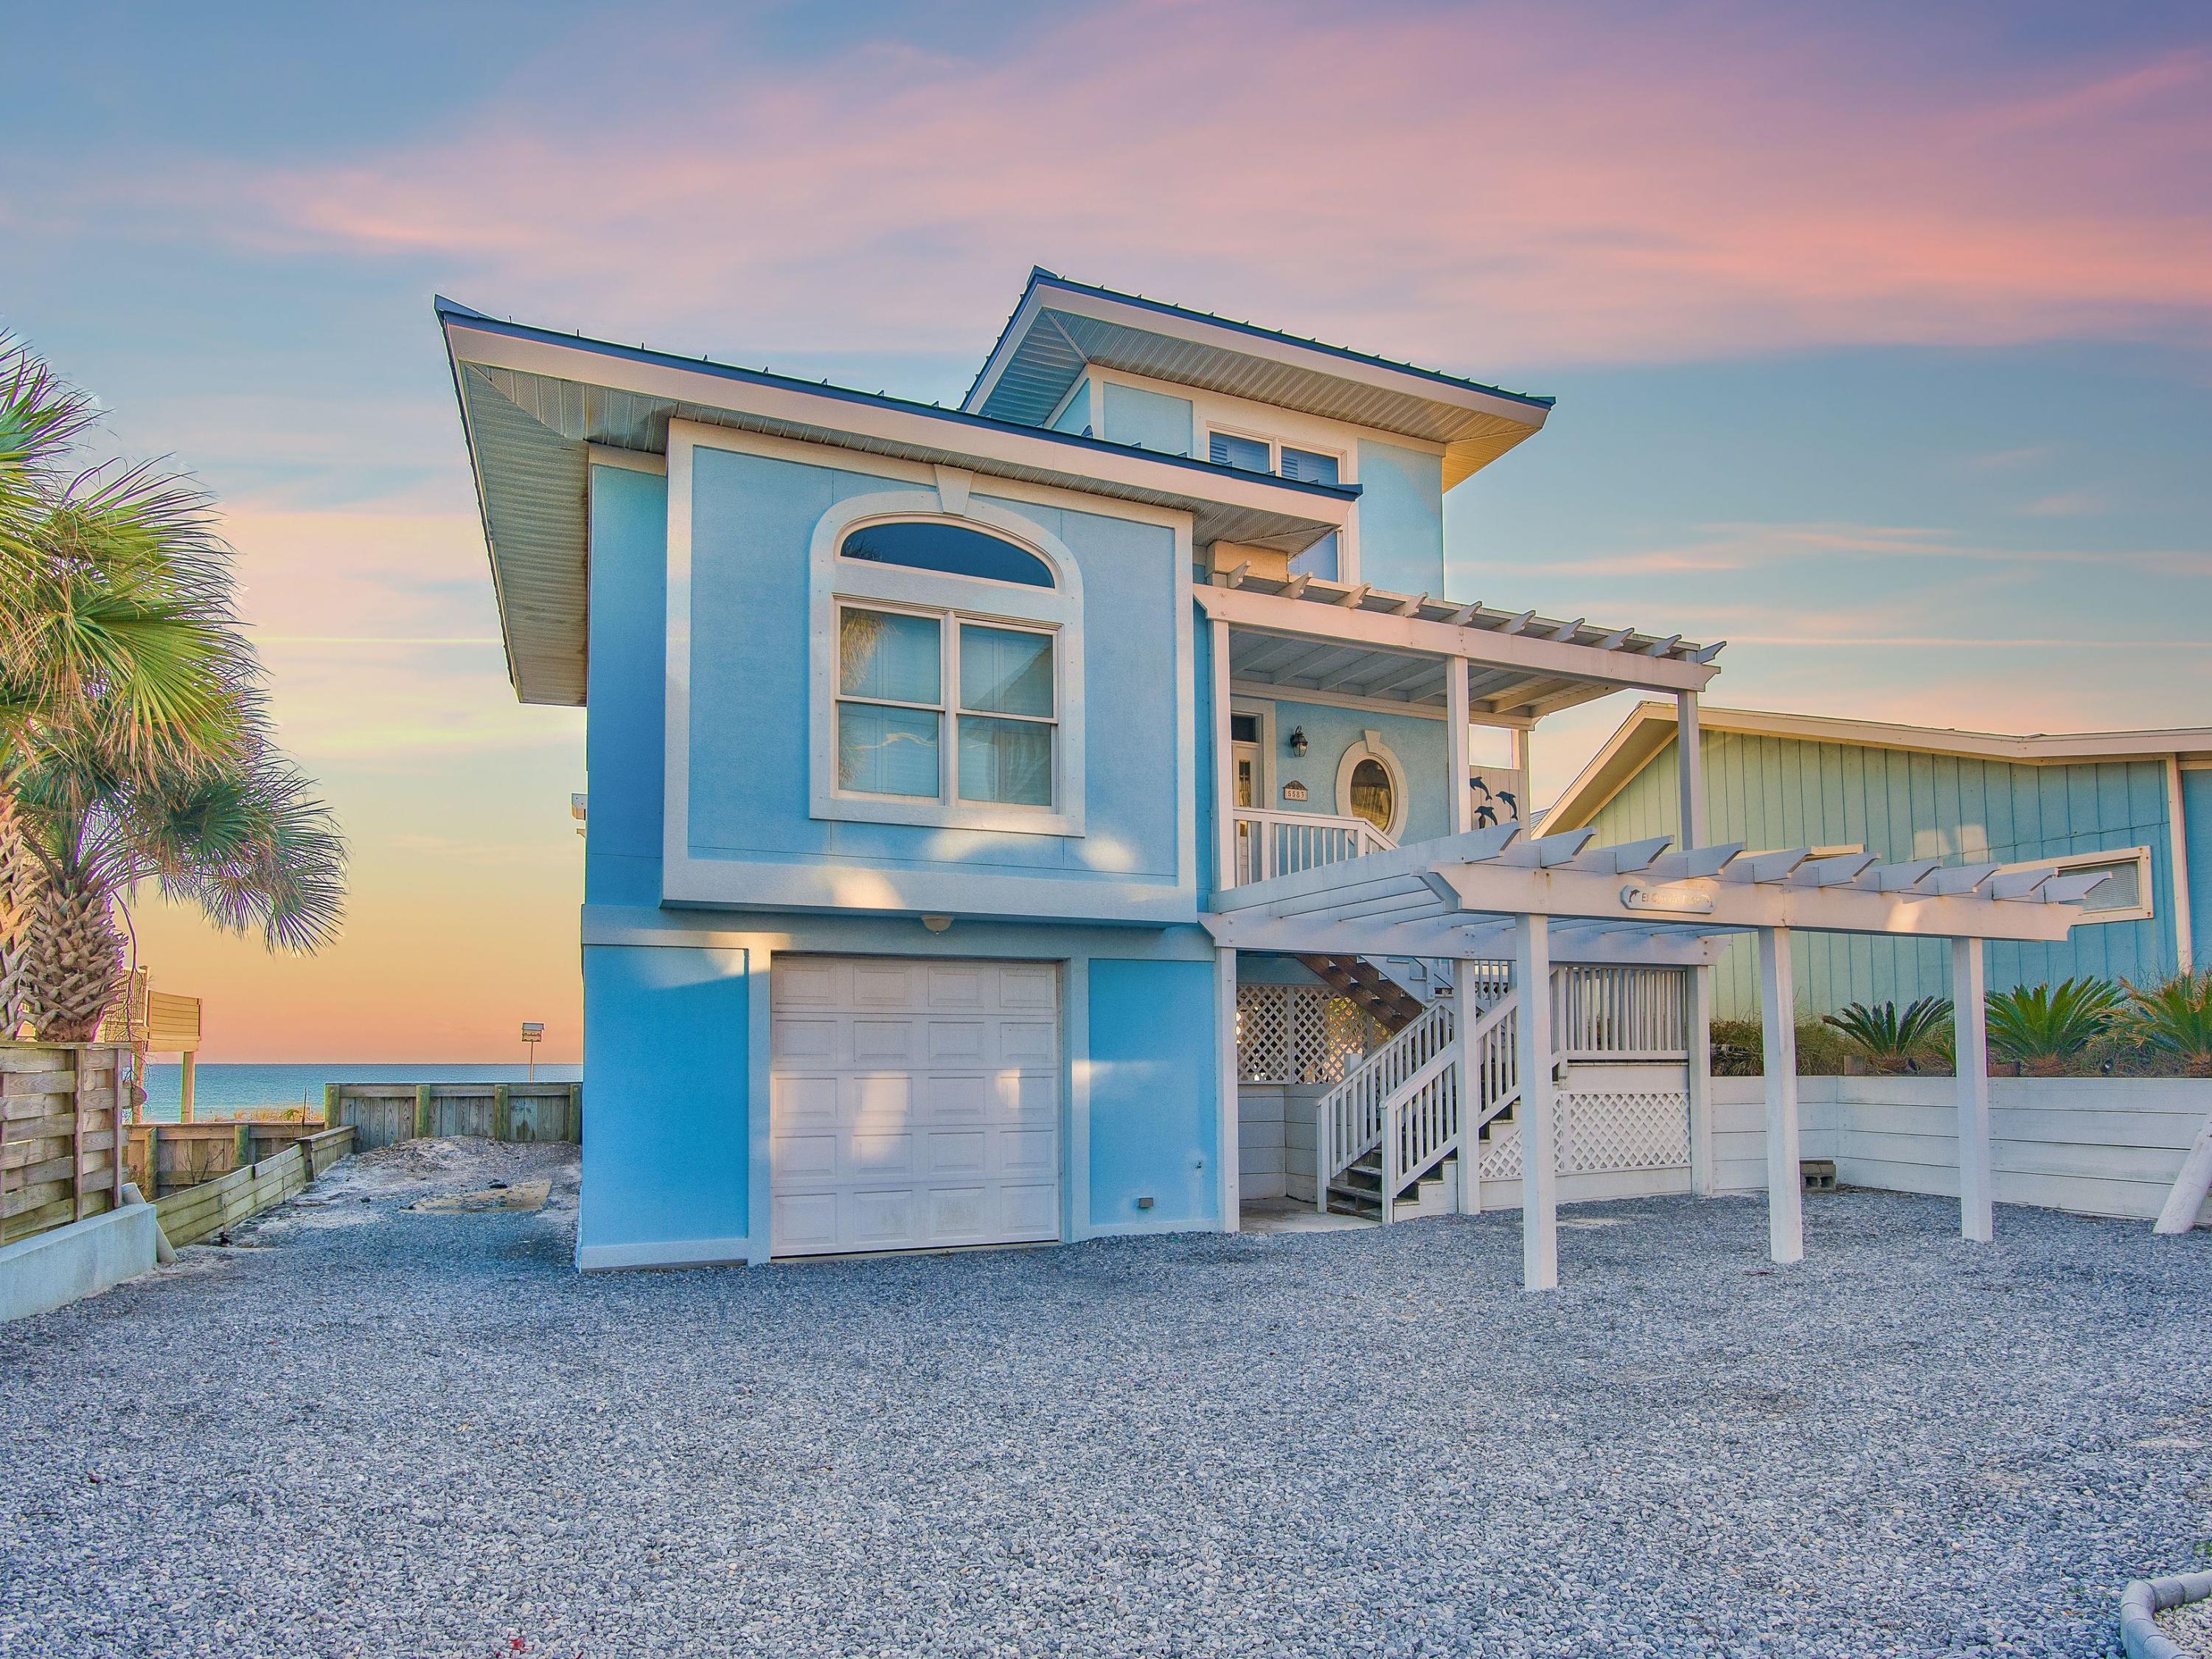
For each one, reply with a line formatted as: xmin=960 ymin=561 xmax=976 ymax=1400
xmin=1983 ymin=977 xmax=2122 ymax=1076
xmin=0 ymin=337 xmax=346 ymax=1041
xmin=1822 ymin=996 xmax=1954 ymax=1074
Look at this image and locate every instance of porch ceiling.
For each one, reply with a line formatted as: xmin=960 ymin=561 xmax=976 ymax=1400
xmin=1206 ymin=576 xmax=1721 ymax=723
xmin=1206 ymin=824 xmax=2110 ymax=964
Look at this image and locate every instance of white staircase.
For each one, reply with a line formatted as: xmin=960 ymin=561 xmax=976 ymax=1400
xmin=1316 ymin=978 xmax=1540 ymax=1222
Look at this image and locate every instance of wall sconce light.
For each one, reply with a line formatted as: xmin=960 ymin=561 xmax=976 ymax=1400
xmin=1287 ymin=726 xmax=1310 ymax=757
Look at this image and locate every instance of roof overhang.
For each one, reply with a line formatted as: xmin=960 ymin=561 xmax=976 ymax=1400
xmin=1206 ymin=825 xmax=2103 ymax=965
xmin=439 ymin=300 xmax=1357 ymax=706
xmin=964 ymin=271 xmax=1554 ymax=489
xmin=1198 ymin=577 xmax=1718 ymax=724
xmin=1547 ymin=701 xmax=2212 ymax=831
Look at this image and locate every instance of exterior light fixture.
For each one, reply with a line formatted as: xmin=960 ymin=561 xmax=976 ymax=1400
xmin=1287 ymin=726 xmax=1310 ymax=757
xmin=922 ymin=914 xmax=953 ymax=933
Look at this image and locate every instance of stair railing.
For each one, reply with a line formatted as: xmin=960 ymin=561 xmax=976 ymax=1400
xmin=1314 ymin=998 xmax=1453 ymax=1212
xmin=1376 ymin=992 xmax=1521 ymax=1220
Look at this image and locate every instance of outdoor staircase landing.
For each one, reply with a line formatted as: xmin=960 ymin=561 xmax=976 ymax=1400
xmin=1298 ymin=953 xmax=1425 ymax=1033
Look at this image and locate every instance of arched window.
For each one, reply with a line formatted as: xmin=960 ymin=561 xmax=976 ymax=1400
xmin=1334 ymin=731 xmax=1408 ymax=842
xmin=810 ymin=493 xmax=1085 ymax=837
xmin=840 ymin=521 xmax=1054 ymax=588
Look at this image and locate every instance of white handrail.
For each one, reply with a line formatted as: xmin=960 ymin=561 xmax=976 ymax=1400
xmin=1378 ymin=994 xmax=1525 ymax=1217
xmin=1231 ymin=808 xmax=1394 ymax=887
xmin=1315 ymin=998 xmax=1453 ymax=1211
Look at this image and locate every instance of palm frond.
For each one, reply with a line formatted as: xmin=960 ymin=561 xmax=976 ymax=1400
xmin=1984 ymin=977 xmax=2121 ymax=1074
xmin=2118 ymin=970 xmax=2212 ymax=1077
xmin=1821 ymin=996 xmax=1954 ymax=1071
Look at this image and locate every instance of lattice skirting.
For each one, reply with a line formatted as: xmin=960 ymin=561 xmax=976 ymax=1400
xmin=1478 ymin=1091 xmax=1691 ymax=1181
xmin=1236 ymin=984 xmax=1380 ymax=1085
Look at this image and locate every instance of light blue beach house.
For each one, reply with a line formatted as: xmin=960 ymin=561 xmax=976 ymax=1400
xmin=441 ymin=270 xmax=2105 ymax=1284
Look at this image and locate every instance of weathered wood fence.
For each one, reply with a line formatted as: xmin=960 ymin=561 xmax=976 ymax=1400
xmin=325 ymin=1082 xmax=582 ymax=1151
xmin=125 ymin=1119 xmax=338 ymax=1200
xmin=153 ymin=1126 xmax=355 ymax=1248
xmin=1 ymin=1043 xmax=130 ymax=1246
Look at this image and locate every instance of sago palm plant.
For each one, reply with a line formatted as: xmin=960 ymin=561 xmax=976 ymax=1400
xmin=1821 ymin=996 xmax=1954 ymax=1074
xmin=2118 ymin=969 xmax=2212 ymax=1078
xmin=0 ymin=336 xmax=346 ymax=1041
xmin=1983 ymin=976 xmax=2123 ymax=1076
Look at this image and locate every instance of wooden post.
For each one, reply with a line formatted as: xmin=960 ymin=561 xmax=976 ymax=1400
xmin=1515 ymin=914 xmax=1558 ymax=1290
xmin=568 ymin=1082 xmax=583 ymax=1144
xmin=1686 ymin=966 xmax=1716 ymax=1197
xmin=323 ymin=1082 xmax=341 ymax=1131
xmin=235 ymin=1119 xmax=254 ymax=1172
xmin=1952 ymin=936 xmax=1994 ymax=1243
xmin=1447 ymin=657 xmax=1472 ymax=836
xmin=1216 ymin=947 xmax=1240 ymax=1234
xmin=1453 ymin=959 xmax=1481 ymax=1215
xmin=178 ymin=1049 xmax=197 ymax=1124
xmin=111 ymin=1047 xmax=125 ymax=1213
xmin=414 ymin=1084 xmax=434 ymax=1141
xmin=71 ymin=1048 xmax=88 ymax=1220
xmin=2155 ymin=1112 xmax=2212 ymax=1234
xmin=1757 ymin=926 xmax=1804 ymax=1264
xmin=493 ymin=1084 xmax=512 ymax=1143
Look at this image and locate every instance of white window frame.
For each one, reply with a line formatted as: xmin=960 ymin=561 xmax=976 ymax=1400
xmin=1205 ymin=424 xmax=1345 ymax=486
xmin=810 ymin=492 xmax=1086 ymax=837
xmin=1996 ymin=844 xmax=2154 ymax=923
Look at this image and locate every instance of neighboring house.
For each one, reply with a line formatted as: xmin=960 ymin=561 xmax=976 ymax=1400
xmin=440 ymin=268 xmax=2101 ymax=1281
xmin=1545 ymin=702 xmax=2210 ymax=1018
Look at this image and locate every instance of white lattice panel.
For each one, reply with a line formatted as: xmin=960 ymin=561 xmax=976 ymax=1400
xmin=1237 ymin=985 xmax=1377 ymax=1084
xmin=1476 ymin=1091 xmax=1690 ymax=1181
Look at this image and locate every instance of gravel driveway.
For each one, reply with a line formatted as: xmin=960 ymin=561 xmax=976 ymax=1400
xmin=2 ymin=1144 xmax=2208 ymax=1658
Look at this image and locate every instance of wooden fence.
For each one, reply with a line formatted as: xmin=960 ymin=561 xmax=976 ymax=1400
xmin=153 ymin=1127 xmax=355 ymax=1248
xmin=1 ymin=1043 xmax=130 ymax=1246
xmin=327 ymin=1082 xmax=582 ymax=1151
xmin=125 ymin=1119 xmax=338 ymax=1200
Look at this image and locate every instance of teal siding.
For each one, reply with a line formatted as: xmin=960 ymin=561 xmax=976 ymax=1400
xmin=1353 ymin=439 xmax=1444 ymax=596
xmin=1101 ymin=382 xmax=1192 ymax=456
xmin=1585 ymin=731 xmax=2185 ymax=1016
xmin=2185 ymin=768 xmax=2211 ymax=969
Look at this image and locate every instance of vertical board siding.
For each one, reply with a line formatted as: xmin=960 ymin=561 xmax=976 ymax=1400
xmin=1585 ymin=732 xmax=2180 ymax=1018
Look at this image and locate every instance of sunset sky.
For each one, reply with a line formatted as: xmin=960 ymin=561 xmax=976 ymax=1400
xmin=6 ymin=0 xmax=2208 ymax=1061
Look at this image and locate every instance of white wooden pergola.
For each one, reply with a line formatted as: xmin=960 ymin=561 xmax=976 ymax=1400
xmin=1206 ymin=825 xmax=2112 ymax=1290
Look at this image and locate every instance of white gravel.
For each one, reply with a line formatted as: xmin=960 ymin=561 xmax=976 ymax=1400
xmin=2163 ymin=1596 xmax=2212 ymax=1657
xmin=1 ymin=1166 xmax=2208 ymax=1658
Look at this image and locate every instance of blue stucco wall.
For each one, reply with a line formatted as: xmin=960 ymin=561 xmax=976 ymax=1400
xmin=1583 ymin=729 xmax=2191 ymax=1015
xmin=585 ymin=464 xmax=669 ymax=905
xmin=1266 ymin=699 xmax=1451 ymax=846
xmin=1354 ymin=439 xmax=1444 ymax=596
xmin=1102 ymin=382 xmax=1194 ymax=456
xmin=1087 ymin=957 xmax=1220 ymax=1230
xmin=1050 ymin=378 xmax=1091 ymax=435
xmin=579 ymin=943 xmax=752 ymax=1262
xmin=684 ymin=447 xmax=1183 ymax=888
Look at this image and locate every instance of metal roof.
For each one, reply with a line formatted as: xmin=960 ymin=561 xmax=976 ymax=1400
xmin=439 ymin=299 xmax=1360 ymax=706
xmin=964 ymin=270 xmax=1554 ymax=488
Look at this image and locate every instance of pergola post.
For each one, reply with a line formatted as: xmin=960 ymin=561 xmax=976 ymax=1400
xmin=1515 ymin=913 xmax=1558 ymax=1290
xmin=1756 ymin=925 xmax=1804 ymax=1265
xmin=1210 ymin=618 xmax=1236 ymax=890
xmin=1447 ymin=656 xmax=1472 ymax=835
xmin=1952 ymin=936 xmax=1993 ymax=1243
xmin=1453 ymin=959 xmax=1481 ymax=1215
xmin=1675 ymin=691 xmax=1714 ymax=1196
xmin=1217 ymin=945 xmax=1241 ymax=1234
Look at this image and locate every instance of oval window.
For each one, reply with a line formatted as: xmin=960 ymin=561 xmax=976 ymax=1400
xmin=840 ymin=521 xmax=1054 ymax=588
xmin=1349 ymin=758 xmax=1394 ymax=835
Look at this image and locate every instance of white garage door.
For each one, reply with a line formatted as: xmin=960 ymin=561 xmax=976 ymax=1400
xmin=770 ymin=956 xmax=1060 ymax=1256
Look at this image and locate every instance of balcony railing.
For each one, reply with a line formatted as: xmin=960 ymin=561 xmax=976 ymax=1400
xmin=1230 ymin=807 xmax=1394 ymax=887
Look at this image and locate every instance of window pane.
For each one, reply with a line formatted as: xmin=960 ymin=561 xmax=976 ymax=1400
xmin=838 ymin=703 xmax=940 ymax=797
xmin=839 ymin=608 xmax=940 ymax=704
xmin=1289 ymin=532 xmax=1339 ymax=582
xmin=840 ymin=521 xmax=1054 ymax=588
xmin=1229 ymin=714 xmax=1259 ymax=744
xmin=1349 ymin=757 xmax=1394 ymax=833
xmin=1279 ymin=446 xmax=1340 ymax=486
xmin=959 ymin=625 xmax=1054 ymax=717
xmin=1209 ymin=431 xmax=1271 ymax=473
xmin=959 ymin=716 xmax=1054 ymax=806
xmin=2077 ymin=858 xmax=2140 ymax=911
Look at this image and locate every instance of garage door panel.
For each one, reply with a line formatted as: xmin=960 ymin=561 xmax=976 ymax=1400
xmin=772 ymin=956 xmax=1060 ymax=1258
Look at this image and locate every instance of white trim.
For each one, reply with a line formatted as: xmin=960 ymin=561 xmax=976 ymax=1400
xmin=1516 ymin=913 xmax=1558 ymax=1290
xmin=1216 ymin=947 xmax=1239 ymax=1232
xmin=1952 ymin=936 xmax=1993 ymax=1244
xmin=581 ymin=1234 xmax=755 ymax=1272
xmin=586 ymin=444 xmax=667 ymax=476
xmin=2168 ymin=757 xmax=2194 ymax=969
xmin=1993 ymin=845 xmax=2154 ymax=924
xmin=1066 ymin=955 xmax=1092 ymax=1240
xmin=663 ymin=429 xmax=697 ymax=896
xmin=1447 ymin=657 xmax=1472 ymax=835
xmin=1758 ymin=926 xmax=1804 ymax=1265
xmin=1211 ymin=619 xmax=1236 ymax=895
xmin=1335 ymin=729 xmax=1410 ymax=842
xmin=1229 ymin=679 xmax=1454 ymax=723
xmin=746 ymin=945 xmax=773 ymax=1264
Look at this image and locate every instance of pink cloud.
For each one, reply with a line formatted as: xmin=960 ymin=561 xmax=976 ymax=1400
xmin=198 ymin=3 xmax=2212 ymax=370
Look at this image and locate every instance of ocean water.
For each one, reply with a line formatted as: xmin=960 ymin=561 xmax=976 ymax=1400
xmin=139 ymin=1062 xmax=582 ymax=1123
